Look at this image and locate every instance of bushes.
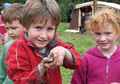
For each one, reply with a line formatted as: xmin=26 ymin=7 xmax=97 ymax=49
xmin=60 ymin=2 xmax=74 ymax=22
xmin=57 ymin=0 xmax=82 ymax=22
xmin=57 ymin=0 xmax=75 ymax=22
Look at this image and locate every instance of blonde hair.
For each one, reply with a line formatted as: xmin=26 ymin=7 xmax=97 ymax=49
xmin=22 ymin=0 xmax=61 ymax=30
xmin=2 ymin=3 xmax=23 ymax=24
xmin=86 ymin=8 xmax=120 ymax=36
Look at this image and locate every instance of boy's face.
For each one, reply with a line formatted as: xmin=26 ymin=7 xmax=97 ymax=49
xmin=93 ymin=23 xmax=117 ymax=51
xmin=26 ymin=19 xmax=56 ymax=49
xmin=5 ymin=20 xmax=25 ymax=40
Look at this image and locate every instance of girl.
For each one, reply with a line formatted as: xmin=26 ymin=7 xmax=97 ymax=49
xmin=71 ymin=8 xmax=120 ymax=84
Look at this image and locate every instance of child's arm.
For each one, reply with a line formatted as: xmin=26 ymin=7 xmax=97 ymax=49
xmin=43 ymin=36 xmax=81 ymax=69
xmin=37 ymin=57 xmax=54 ymax=76
xmin=0 ymin=42 xmax=13 ymax=84
xmin=41 ymin=46 xmax=80 ymax=69
xmin=6 ymin=42 xmax=52 ymax=84
xmin=0 ymin=47 xmax=6 ymax=83
xmin=57 ymin=40 xmax=81 ymax=69
xmin=47 ymin=46 xmax=74 ymax=68
xmin=37 ymin=46 xmax=75 ymax=74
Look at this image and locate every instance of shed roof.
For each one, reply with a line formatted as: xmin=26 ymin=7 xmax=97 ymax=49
xmin=75 ymin=1 xmax=120 ymax=10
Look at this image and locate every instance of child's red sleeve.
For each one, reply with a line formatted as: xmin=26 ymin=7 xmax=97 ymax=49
xmin=5 ymin=41 xmax=43 ymax=84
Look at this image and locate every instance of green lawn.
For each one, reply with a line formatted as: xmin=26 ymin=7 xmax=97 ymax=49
xmin=57 ymin=22 xmax=96 ymax=55
xmin=57 ymin=23 xmax=96 ymax=84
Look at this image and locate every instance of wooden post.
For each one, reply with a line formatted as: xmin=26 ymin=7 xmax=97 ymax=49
xmin=93 ymin=0 xmax=97 ymax=14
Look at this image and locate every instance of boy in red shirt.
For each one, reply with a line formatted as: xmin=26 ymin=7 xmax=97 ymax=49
xmin=6 ymin=0 xmax=81 ymax=84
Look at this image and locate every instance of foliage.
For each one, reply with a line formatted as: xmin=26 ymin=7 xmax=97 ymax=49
xmin=0 ymin=0 xmax=26 ymax=5
xmin=57 ymin=0 xmax=75 ymax=22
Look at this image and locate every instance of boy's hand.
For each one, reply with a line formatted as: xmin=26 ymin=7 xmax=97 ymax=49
xmin=40 ymin=56 xmax=54 ymax=69
xmin=43 ymin=46 xmax=67 ymax=68
xmin=43 ymin=56 xmax=54 ymax=63
xmin=37 ymin=57 xmax=54 ymax=76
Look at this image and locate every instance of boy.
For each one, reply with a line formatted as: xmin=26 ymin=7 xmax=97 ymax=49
xmin=0 ymin=3 xmax=25 ymax=84
xmin=71 ymin=9 xmax=120 ymax=84
xmin=6 ymin=0 xmax=81 ymax=84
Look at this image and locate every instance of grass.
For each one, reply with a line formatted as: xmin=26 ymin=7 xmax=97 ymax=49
xmin=57 ymin=23 xmax=96 ymax=84
xmin=57 ymin=23 xmax=96 ymax=55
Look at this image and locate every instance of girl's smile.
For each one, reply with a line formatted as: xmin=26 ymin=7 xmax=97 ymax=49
xmin=94 ymin=23 xmax=117 ymax=55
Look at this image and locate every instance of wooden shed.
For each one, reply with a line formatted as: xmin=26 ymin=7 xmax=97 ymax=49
xmin=66 ymin=1 xmax=120 ymax=33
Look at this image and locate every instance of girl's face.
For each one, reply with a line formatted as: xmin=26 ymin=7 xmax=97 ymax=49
xmin=27 ymin=19 xmax=56 ymax=49
xmin=93 ymin=23 xmax=117 ymax=52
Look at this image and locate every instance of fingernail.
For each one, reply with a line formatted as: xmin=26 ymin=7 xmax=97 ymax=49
xmin=50 ymin=58 xmax=53 ymax=61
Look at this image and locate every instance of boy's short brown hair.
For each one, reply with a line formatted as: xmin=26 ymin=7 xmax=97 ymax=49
xmin=2 ymin=3 xmax=23 ymax=24
xmin=22 ymin=0 xmax=61 ymax=30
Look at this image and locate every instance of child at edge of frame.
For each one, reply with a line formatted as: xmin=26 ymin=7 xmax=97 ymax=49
xmin=0 ymin=3 xmax=25 ymax=84
xmin=71 ymin=8 xmax=120 ymax=84
xmin=5 ymin=0 xmax=81 ymax=84
xmin=0 ymin=5 xmax=9 ymax=46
